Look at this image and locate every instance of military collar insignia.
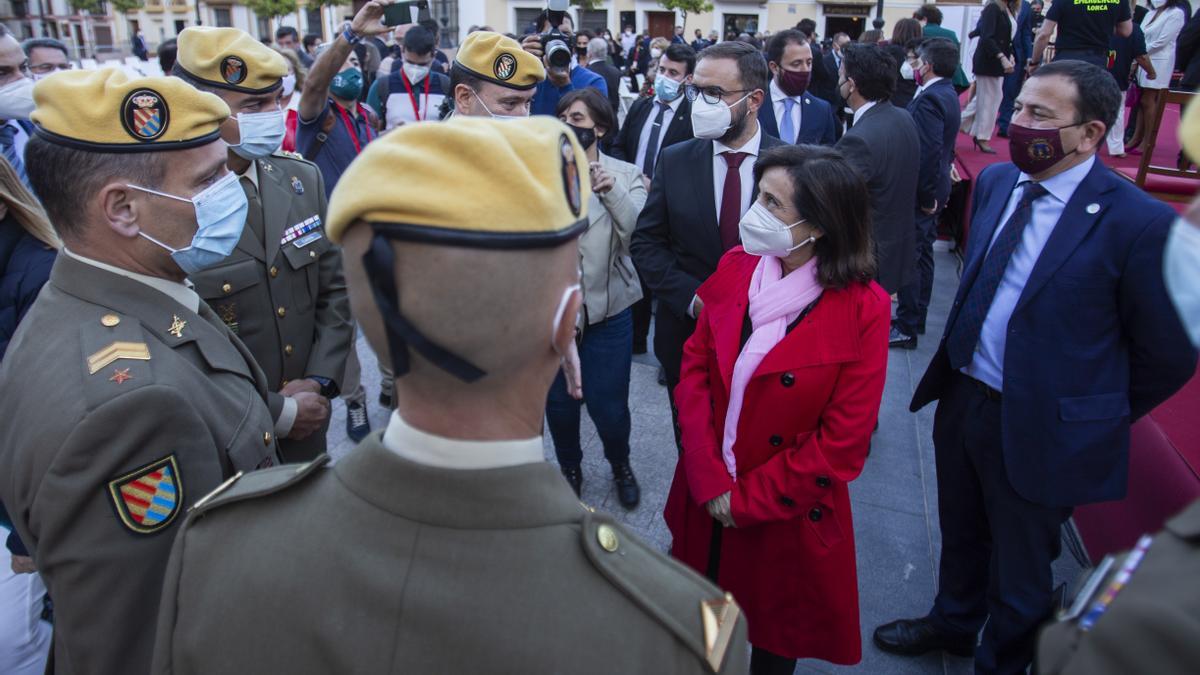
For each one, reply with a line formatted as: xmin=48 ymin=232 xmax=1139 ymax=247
xmin=493 ymin=52 xmax=518 ymax=81
xmin=107 ymin=455 xmax=183 ymax=535
xmin=168 ymin=314 xmax=187 ymax=338
xmin=221 ymin=55 xmax=248 ymax=85
xmin=559 ymin=134 xmax=582 ymax=217
xmin=121 ymin=88 xmax=169 ymax=142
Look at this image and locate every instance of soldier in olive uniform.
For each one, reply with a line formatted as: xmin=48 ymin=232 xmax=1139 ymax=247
xmin=152 ymin=118 xmax=749 ymax=674
xmin=0 ymin=70 xmax=279 ymax=674
xmin=174 ymin=27 xmax=352 ymax=462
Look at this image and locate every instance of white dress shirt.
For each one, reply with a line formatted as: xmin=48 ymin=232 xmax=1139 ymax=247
xmin=635 ymin=93 xmax=684 ymax=172
xmin=712 ymin=122 xmax=763 ymax=222
xmin=381 ymin=410 xmax=545 ymax=470
xmin=852 ymin=99 xmax=878 ymax=126
xmin=3 ymin=119 xmax=29 ymax=160
xmin=915 ymin=75 xmax=944 ymax=97
xmin=769 ymin=79 xmax=803 ymax=142
xmin=964 ymin=154 xmax=1096 ymax=390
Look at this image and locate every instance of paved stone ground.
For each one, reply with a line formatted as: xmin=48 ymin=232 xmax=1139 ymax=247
xmin=326 ymin=245 xmax=1085 ymax=674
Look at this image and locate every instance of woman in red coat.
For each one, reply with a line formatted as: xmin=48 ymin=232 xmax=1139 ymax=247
xmin=664 ymin=145 xmax=890 ymax=673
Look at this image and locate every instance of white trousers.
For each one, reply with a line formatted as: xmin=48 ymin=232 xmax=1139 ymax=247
xmin=0 ymin=528 xmax=51 ymax=675
xmin=961 ymin=75 xmax=1005 ymax=141
xmin=1107 ymin=103 xmax=1128 ymax=156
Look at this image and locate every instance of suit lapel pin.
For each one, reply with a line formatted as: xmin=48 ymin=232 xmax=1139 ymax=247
xmin=291 ymin=176 xmax=304 ymax=195
xmin=168 ymin=314 xmax=187 ymax=338
xmin=1086 ymin=203 xmax=1100 ymax=214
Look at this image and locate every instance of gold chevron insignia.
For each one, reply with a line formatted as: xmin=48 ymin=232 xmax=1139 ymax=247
xmin=700 ymin=593 xmax=740 ymax=672
xmin=87 ymin=341 xmax=151 ymax=375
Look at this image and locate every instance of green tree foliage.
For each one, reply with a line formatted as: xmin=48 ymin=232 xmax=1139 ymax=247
xmin=246 ymin=0 xmax=299 ymax=20
xmin=659 ymin=0 xmax=714 ymax=31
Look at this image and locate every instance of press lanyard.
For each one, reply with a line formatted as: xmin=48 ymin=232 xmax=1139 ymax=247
xmin=335 ymin=102 xmax=372 ymax=154
xmin=401 ymin=70 xmax=431 ymax=121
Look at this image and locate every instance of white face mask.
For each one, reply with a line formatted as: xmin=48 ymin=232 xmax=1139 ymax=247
xmin=1165 ymin=218 xmax=1200 ymax=348
xmin=900 ymin=60 xmax=915 ymax=81
xmin=281 ymin=73 xmax=296 ymax=97
xmin=690 ymin=91 xmax=752 ymax=140
xmin=0 ymin=78 xmax=36 ymax=120
xmin=650 ymin=47 xmax=663 ymax=59
xmin=471 ymin=90 xmax=526 ymax=120
xmin=403 ymin=61 xmax=430 ymax=83
xmin=230 ymin=108 xmax=286 ymax=160
xmin=738 ymin=202 xmax=817 ymax=258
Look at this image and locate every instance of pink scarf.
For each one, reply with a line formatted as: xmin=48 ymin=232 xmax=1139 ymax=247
xmin=721 ymin=255 xmax=823 ymax=478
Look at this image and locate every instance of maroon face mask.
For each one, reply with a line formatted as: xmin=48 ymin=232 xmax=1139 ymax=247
xmin=1007 ymin=122 xmax=1081 ymax=175
xmin=776 ymin=68 xmax=811 ymax=97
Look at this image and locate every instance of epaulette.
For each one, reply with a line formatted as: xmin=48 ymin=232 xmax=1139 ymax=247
xmin=579 ymin=511 xmax=742 ymax=672
xmin=189 ymin=454 xmax=330 ymax=516
xmin=80 ymin=309 xmax=156 ymax=408
xmin=271 ymin=149 xmax=313 ymax=164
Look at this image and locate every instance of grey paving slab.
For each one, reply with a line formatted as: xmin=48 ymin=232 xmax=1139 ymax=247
xmin=324 ymin=246 xmax=1085 ymax=674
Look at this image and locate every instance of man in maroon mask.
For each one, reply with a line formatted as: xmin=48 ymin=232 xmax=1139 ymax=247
xmin=874 ymin=59 xmax=1197 ymax=673
xmin=758 ymin=29 xmax=837 ymax=145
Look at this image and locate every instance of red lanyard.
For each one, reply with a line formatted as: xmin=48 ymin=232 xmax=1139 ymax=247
xmin=334 ymin=101 xmax=372 ymax=154
xmin=400 ymin=70 xmax=432 ymax=121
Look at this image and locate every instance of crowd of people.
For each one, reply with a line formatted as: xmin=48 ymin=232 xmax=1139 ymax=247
xmin=1 ymin=1 xmax=1199 ymax=673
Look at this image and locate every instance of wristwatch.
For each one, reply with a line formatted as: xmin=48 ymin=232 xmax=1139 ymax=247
xmin=307 ymin=375 xmax=340 ymax=399
xmin=342 ymin=21 xmax=362 ymax=45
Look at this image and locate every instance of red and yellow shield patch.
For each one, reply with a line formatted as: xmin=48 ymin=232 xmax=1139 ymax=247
xmin=107 ymin=455 xmax=183 ymax=535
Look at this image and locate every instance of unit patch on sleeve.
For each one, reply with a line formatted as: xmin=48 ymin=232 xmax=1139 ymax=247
xmin=107 ymin=455 xmax=183 ymax=535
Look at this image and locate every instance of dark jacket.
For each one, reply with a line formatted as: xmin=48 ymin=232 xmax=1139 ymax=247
xmin=912 ymin=160 xmax=1198 ymax=507
xmin=756 ymin=89 xmax=838 ymax=145
xmin=885 ymin=43 xmax=918 ymax=108
xmin=0 ymin=216 xmax=55 ymax=362
xmin=587 ymin=60 xmax=624 ymax=117
xmin=835 ymin=101 xmax=920 ymax=293
xmin=609 ymin=96 xmax=693 ymax=170
xmin=808 ymin=43 xmax=839 ymax=106
xmin=629 ymin=134 xmax=787 ymax=382
xmin=908 ymin=78 xmax=962 ymax=211
xmin=1176 ymin=12 xmax=1200 ymax=89
xmin=974 ymin=2 xmax=1017 ymax=78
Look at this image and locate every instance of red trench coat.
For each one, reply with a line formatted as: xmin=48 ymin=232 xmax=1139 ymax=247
xmin=664 ymin=249 xmax=890 ymax=664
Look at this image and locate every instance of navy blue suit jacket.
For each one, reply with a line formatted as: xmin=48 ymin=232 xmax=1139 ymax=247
xmin=756 ymin=91 xmax=837 ymax=145
xmin=907 ymin=79 xmax=961 ymax=211
xmin=912 ymin=159 xmax=1198 ymax=508
xmin=1015 ymin=1 xmax=1035 ymax=64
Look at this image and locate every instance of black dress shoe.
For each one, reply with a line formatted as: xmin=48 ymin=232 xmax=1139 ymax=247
xmin=611 ymin=462 xmax=640 ymax=509
xmin=873 ymin=618 xmax=976 ymax=657
xmin=656 ymin=367 xmax=667 ymax=387
xmin=560 ymin=464 xmax=583 ymax=498
xmin=889 ymin=326 xmax=918 ymax=350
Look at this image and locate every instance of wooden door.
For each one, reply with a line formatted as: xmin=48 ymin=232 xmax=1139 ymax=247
xmin=648 ymin=12 xmax=674 ymax=41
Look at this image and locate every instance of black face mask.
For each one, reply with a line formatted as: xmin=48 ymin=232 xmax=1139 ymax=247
xmin=567 ymin=123 xmax=596 ymax=150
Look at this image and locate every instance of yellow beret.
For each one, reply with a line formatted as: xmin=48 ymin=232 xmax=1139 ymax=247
xmin=1181 ymin=96 xmax=1200 ymax=167
xmin=174 ymin=27 xmax=288 ymax=93
xmin=326 ymin=117 xmax=590 ymax=245
xmin=452 ymin=31 xmax=545 ymax=91
xmin=31 ymin=68 xmax=230 ymax=152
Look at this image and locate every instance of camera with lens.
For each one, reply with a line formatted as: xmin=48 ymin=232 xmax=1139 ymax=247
xmin=540 ymin=1 xmax=573 ymax=70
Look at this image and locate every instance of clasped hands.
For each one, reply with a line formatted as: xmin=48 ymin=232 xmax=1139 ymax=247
xmin=706 ymin=491 xmax=736 ymax=528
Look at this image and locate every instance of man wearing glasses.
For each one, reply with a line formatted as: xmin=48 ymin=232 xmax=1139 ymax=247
xmin=22 ymin=38 xmax=71 ymax=81
xmin=0 ymin=26 xmax=34 ymax=187
xmin=631 ymin=40 xmax=785 ymax=452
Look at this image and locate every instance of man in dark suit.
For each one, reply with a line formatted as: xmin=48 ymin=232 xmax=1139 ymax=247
xmin=759 ymin=29 xmax=837 ymax=145
xmin=892 ymin=38 xmax=962 ymax=349
xmin=584 ymin=36 xmax=623 ymax=143
xmin=611 ymin=43 xmax=695 ymax=177
xmin=797 ymin=19 xmax=838 ymax=107
xmin=834 ymin=43 xmax=920 ymax=294
xmin=874 ymin=61 xmax=1198 ymax=674
xmin=630 ymin=41 xmax=785 ymax=447
xmin=997 ymin=0 xmax=1034 ymax=136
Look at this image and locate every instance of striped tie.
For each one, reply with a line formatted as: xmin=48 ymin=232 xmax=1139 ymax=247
xmin=0 ymin=123 xmax=30 ymax=190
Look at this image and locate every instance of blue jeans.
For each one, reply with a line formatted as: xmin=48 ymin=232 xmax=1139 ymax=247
xmin=546 ymin=308 xmax=633 ymax=467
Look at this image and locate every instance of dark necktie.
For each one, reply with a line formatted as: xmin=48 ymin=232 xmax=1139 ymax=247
xmin=642 ymin=101 xmax=672 ymax=177
xmin=240 ymin=176 xmax=265 ymax=247
xmin=718 ymin=152 xmax=749 ymax=251
xmin=945 ymin=182 xmax=1049 ymax=369
xmin=0 ymin=123 xmax=29 ymax=189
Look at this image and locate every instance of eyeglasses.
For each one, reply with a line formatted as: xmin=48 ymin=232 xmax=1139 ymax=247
xmin=684 ymin=84 xmax=752 ymax=105
xmin=30 ymin=62 xmax=73 ymax=75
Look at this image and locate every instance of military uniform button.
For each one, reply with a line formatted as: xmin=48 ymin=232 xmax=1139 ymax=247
xmin=816 ymin=476 xmax=831 ymax=488
xmin=597 ymin=524 xmax=619 ymax=552
xmin=284 ymin=344 xmax=294 ymax=356
xmin=781 ymin=373 xmax=795 ymax=387
xmin=269 ymin=266 xmax=279 ymax=278
xmin=276 ymin=306 xmax=286 ymax=318
xmin=263 ymin=432 xmax=273 ymax=445
xmin=779 ymin=496 xmax=795 ymax=507
xmin=222 ymin=283 xmax=232 ymax=294
xmin=100 ymin=314 xmax=120 ymax=327
xmin=808 ymin=507 xmax=823 ymax=522
xmin=769 ymin=435 xmax=783 ymax=447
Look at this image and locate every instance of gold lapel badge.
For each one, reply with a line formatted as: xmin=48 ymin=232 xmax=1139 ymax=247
xmin=87 ymin=341 xmax=151 ymax=375
xmin=168 ymin=314 xmax=187 ymax=338
xmin=701 ymin=593 xmax=741 ymax=672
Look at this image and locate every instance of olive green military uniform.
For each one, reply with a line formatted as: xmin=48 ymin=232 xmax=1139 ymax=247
xmin=0 ymin=253 xmax=280 ymax=675
xmin=1037 ymin=499 xmax=1200 ymax=674
xmin=153 ymin=434 xmax=748 ymax=674
xmin=190 ymin=151 xmax=351 ymax=462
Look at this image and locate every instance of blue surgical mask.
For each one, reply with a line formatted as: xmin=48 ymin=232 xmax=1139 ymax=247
xmin=230 ymin=107 xmax=286 ymax=160
xmin=656 ymin=75 xmax=683 ymax=102
xmin=130 ymin=171 xmax=249 ymax=275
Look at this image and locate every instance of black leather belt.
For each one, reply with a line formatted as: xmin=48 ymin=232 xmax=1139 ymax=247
xmin=967 ymin=376 xmax=1003 ymax=402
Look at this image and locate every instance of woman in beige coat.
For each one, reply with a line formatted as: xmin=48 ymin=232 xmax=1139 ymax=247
xmin=548 ymin=88 xmax=647 ymax=508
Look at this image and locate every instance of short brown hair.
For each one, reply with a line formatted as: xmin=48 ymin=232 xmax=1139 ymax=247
xmin=554 ymin=87 xmax=616 ymax=137
xmin=753 ymin=145 xmax=875 ymax=289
